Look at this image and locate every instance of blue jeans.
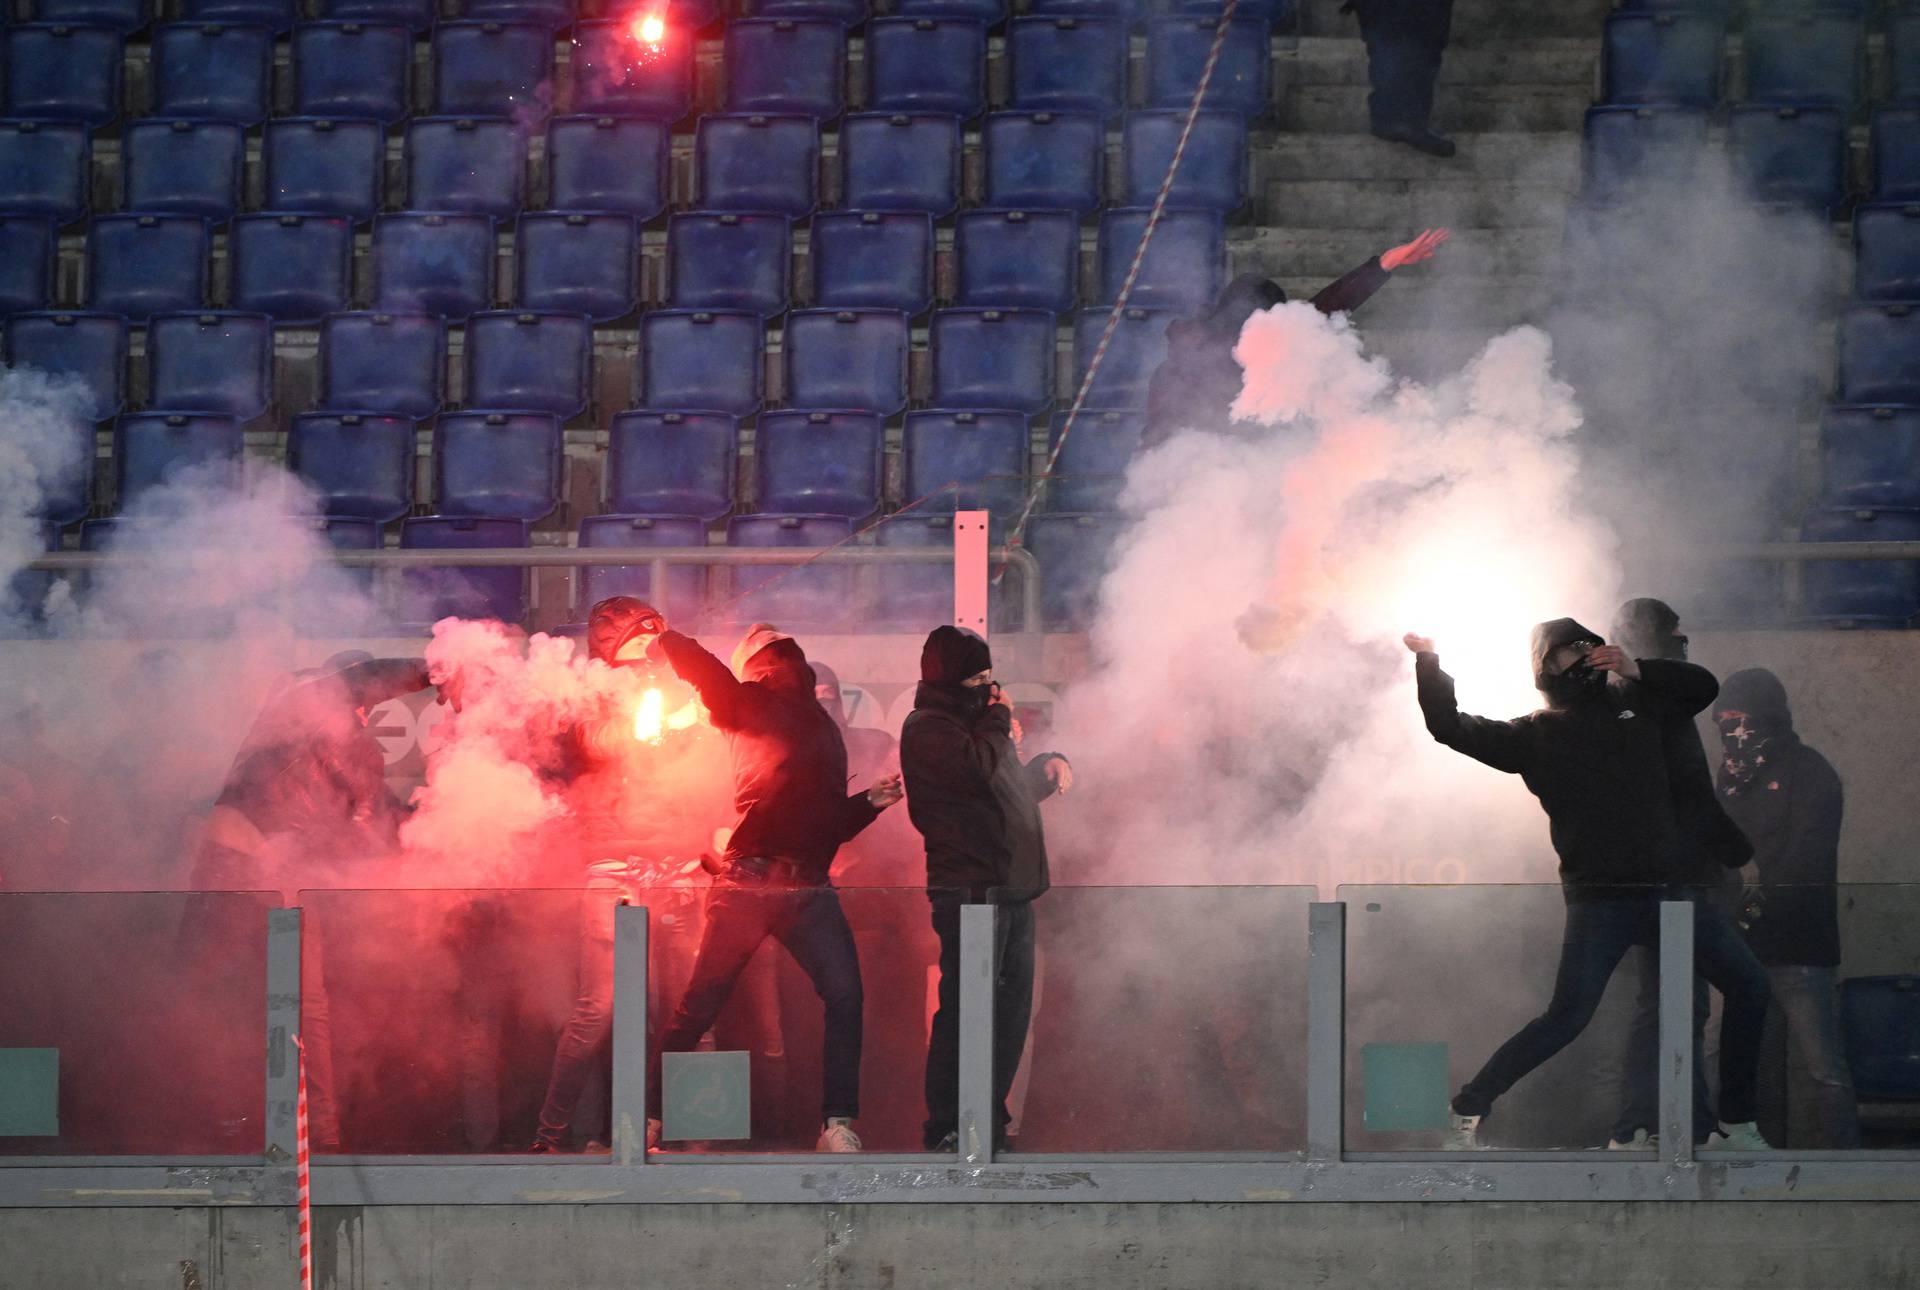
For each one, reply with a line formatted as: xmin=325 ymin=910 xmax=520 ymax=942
xmin=1768 ymin=965 xmax=1861 ymax=1149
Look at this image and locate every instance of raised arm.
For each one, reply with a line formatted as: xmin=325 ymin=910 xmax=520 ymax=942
xmin=336 ymin=658 xmax=433 ymax=709
xmin=1632 ymin=658 xmax=1720 ymax=718
xmin=652 ymin=630 xmax=752 ymax=729
xmin=1408 ymin=635 xmax=1531 ymax=774
xmin=1309 ymin=228 xmax=1450 ymax=315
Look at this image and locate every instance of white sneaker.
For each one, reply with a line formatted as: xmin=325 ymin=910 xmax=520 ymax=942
xmin=816 ymin=1117 xmax=862 ymax=1153
xmin=1444 ymin=1113 xmax=1482 ymax=1150
xmin=1607 ymin=1129 xmax=1657 ymax=1151
xmin=1707 ymin=1120 xmax=1770 ymax=1151
xmin=645 ymin=1118 xmax=663 ymax=1151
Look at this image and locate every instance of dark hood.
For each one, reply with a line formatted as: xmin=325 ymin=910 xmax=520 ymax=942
xmin=1718 ymin=667 xmax=1793 ymax=732
xmin=1531 ymin=617 xmax=1606 ymax=702
xmin=1206 ymin=273 xmax=1287 ymax=334
xmin=921 ymin=625 xmax=993 ymax=686
xmin=741 ymin=636 xmax=815 ymax=697
xmin=1612 ymin=597 xmax=1684 ymax=661
xmin=587 ymin=596 xmax=664 ymax=665
xmin=811 ymin=661 xmax=847 ymax=725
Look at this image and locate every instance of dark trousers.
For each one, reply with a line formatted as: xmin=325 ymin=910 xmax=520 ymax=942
xmin=924 ymin=893 xmax=1036 ymax=1149
xmin=1454 ymin=893 xmax=1771 ymax=1126
xmin=647 ymin=882 xmax=863 ymax=1122
xmin=1611 ymin=944 xmax=1716 ymax=1142
xmin=1357 ymin=0 xmax=1454 ymax=133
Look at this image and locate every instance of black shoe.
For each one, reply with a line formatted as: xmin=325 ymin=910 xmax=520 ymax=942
xmin=925 ymin=1129 xmax=959 ymax=1153
xmin=1371 ymin=125 xmax=1457 ymax=158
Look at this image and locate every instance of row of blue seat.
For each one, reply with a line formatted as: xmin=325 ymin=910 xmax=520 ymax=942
xmin=1602 ymin=7 xmax=1920 ymax=111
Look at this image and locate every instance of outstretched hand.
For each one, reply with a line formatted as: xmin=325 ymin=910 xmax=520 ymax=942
xmin=1403 ymin=633 xmax=1435 ymax=655
xmin=1380 ymin=228 xmax=1451 ymax=272
xmin=1586 ymin=644 xmax=1641 ymax=681
xmin=867 ymin=773 xmax=904 ymax=809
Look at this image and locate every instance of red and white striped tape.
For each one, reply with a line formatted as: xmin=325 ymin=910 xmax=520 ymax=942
xmin=292 ymin=1033 xmax=312 ymax=1290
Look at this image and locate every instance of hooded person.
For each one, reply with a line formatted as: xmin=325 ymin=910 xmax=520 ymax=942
xmin=900 ymin=625 xmax=1073 ymax=1152
xmin=1406 ymin=619 xmax=1773 ymax=1150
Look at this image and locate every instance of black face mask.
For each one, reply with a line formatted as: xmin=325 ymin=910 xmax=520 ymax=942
xmin=958 ymin=683 xmax=993 ymax=716
xmin=1541 ymin=658 xmax=1607 ymax=705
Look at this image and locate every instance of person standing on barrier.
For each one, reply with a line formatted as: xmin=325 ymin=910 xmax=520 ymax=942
xmin=1404 ymin=620 xmax=1772 ymax=1150
xmin=901 ymin=626 xmax=1073 ymax=1154
xmin=1342 ymin=0 xmax=1457 ymax=157
xmin=642 ymin=620 xmax=904 ymax=1153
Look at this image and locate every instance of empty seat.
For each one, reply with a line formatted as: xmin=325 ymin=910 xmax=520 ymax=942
xmin=1097 ymin=207 xmax=1225 ymax=312
xmin=1121 ymin=110 xmax=1249 ymax=212
xmin=1799 ymin=507 xmax=1920 ymax=625
xmin=748 ymin=0 xmax=865 ymax=22
xmin=754 ymin=409 xmax=883 ymax=517
xmin=515 ymin=211 xmax=637 ymax=321
xmin=1047 ymin=407 xmax=1140 ymax=511
xmin=2 ymin=24 xmax=123 ymax=126
xmin=984 ymin=111 xmax=1103 ymax=216
xmin=869 ymin=512 xmax=955 ymax=627
xmin=1024 ymin=510 xmax=1117 ymax=628
xmin=724 ymin=18 xmax=845 ymax=118
xmin=291 ymin=22 xmax=412 ymax=122
xmin=695 ymin=113 xmax=820 ymax=216
xmin=723 ymin=512 xmax=854 ymax=628
xmin=547 ymin=115 xmax=669 ymax=218
xmin=569 ymin=20 xmax=693 ymax=120
xmin=1028 ymin=0 xmax=1143 ymax=19
xmin=151 ymin=23 xmax=273 ymax=123
xmin=839 ymin=112 xmax=961 ymax=215
xmin=1600 ymin=12 xmax=1724 ymax=108
xmin=432 ymin=21 xmax=553 ymax=117
xmin=810 ymin=210 xmax=933 ymax=313
xmin=1073 ymin=306 xmax=1174 ymax=408
xmin=263 ymin=117 xmax=384 ymax=219
xmin=114 ymin=411 xmax=243 ymax=508
xmin=34 ymin=0 xmax=148 ymax=32
xmin=371 ymin=212 xmax=496 ymax=318
xmin=319 ymin=0 xmax=434 ymax=31
xmin=955 ymin=209 xmax=1077 ymax=313
xmin=1729 ymin=104 xmax=1848 ymax=211
xmin=1841 ymin=976 xmax=1920 ymax=1099
xmin=122 ymin=118 xmax=242 ymax=218
xmin=318 ymin=311 xmax=446 ymax=417
xmin=462 ymin=310 xmax=593 ymax=418
xmin=1837 ymin=304 xmax=1920 ymax=404
xmin=0 ymin=119 xmax=90 ymax=222
xmin=607 ymin=410 xmax=737 ymax=521
xmin=782 ymin=308 xmax=908 ymax=413
xmin=4 ymin=311 xmax=127 ymax=421
xmin=929 ymin=307 xmax=1056 ymax=414
xmin=638 ymin=309 xmax=763 ymax=415
xmin=86 ymin=214 xmax=207 ymax=320
xmin=0 ymin=217 xmax=56 ymax=313
xmin=1894 ymin=12 xmax=1920 ymax=106
xmin=37 ymin=374 xmax=93 ymax=512
xmin=576 ymin=513 xmax=709 ymax=623
xmin=1874 ymin=108 xmax=1920 ymax=203
xmin=229 ymin=213 xmax=354 ymax=323
xmin=1856 ymin=204 xmax=1920 ymax=303
xmin=183 ymin=0 xmax=297 ymax=30
xmin=892 ymin=0 xmax=1002 ymax=21
xmin=1145 ymin=17 xmax=1270 ymax=119
xmin=433 ymin=410 xmax=563 ymax=519
xmin=1581 ymin=105 xmax=1711 ymax=202
xmin=464 ymin=0 xmax=574 ymax=27
xmin=1165 ymin=0 xmax=1289 ymax=16
xmin=903 ymin=407 xmax=1027 ymax=514
xmin=1008 ymin=17 xmax=1127 ymax=120
xmin=147 ymin=311 xmax=273 ymax=419
xmin=865 ymin=17 xmax=985 ymax=119
xmin=288 ymin=411 xmax=415 ymax=520
xmin=298 ymin=514 xmax=384 ymax=637
xmin=1743 ymin=10 xmax=1862 ymax=110
xmin=407 ymin=116 xmax=526 ymax=218
xmin=667 ymin=211 xmax=791 ymax=316
xmin=1822 ymin=405 xmax=1920 ymax=509
xmin=399 ymin=515 xmax=531 ymax=625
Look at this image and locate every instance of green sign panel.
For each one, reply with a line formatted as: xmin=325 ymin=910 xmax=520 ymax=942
xmin=0 ymin=1049 xmax=59 ymax=1137
xmin=1361 ymin=1041 xmax=1450 ymax=1133
xmin=661 ymin=1050 xmax=751 ymax=1142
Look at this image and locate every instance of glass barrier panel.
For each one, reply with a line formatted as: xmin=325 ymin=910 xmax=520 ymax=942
xmin=0 ymin=891 xmax=274 ymax=1156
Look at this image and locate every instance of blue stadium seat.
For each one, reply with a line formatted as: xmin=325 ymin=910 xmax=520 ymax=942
xmin=984 ymin=111 xmax=1103 ymax=216
xmin=569 ymin=20 xmax=693 ymax=120
xmin=462 ymin=310 xmax=593 ymax=418
xmin=1743 ymin=10 xmax=1862 ymax=110
xmin=695 ymin=113 xmax=820 ymax=216
xmin=1121 ymin=110 xmax=1249 ymax=212
xmin=840 ymin=112 xmax=961 ymax=215
xmin=782 ymin=308 xmax=909 ymax=413
xmin=371 ymin=212 xmax=496 ymax=318
xmin=1856 ymin=204 xmax=1920 ymax=303
xmin=0 ymin=119 xmax=90 ymax=222
xmin=399 ymin=515 xmax=531 ymax=625
xmin=3 ymin=312 xmax=127 ymax=421
xmin=263 ymin=117 xmax=384 ymax=220
xmin=866 ymin=18 xmax=985 ymax=119
xmin=892 ymin=0 xmax=1002 ymax=21
xmin=755 ymin=409 xmax=883 ymax=517
xmin=39 ymin=392 xmax=92 ymax=516
xmin=606 ymin=410 xmax=736 ymax=521
xmin=1874 ymin=108 xmax=1920 ymax=203
xmin=33 ymin=0 xmax=148 ymax=32
xmin=903 ymin=407 xmax=1027 ymax=514
xmin=432 ymin=22 xmax=553 ymax=117
xmin=1822 ymin=405 xmax=1920 ymax=509
xmin=183 ymin=0 xmax=296 ymax=31
xmin=1073 ymin=306 xmax=1174 ymax=408
xmin=147 ymin=311 xmax=273 ymax=420
xmin=1165 ymin=0 xmax=1290 ymax=17
xmin=1029 ymin=0 xmax=1143 ymax=23
xmin=547 ymin=115 xmax=669 ymax=218
xmin=1838 ymin=304 xmax=1920 ymax=404
xmin=515 ymin=212 xmax=637 ymax=321
xmin=1581 ymin=105 xmax=1711 ymax=203
xmin=1841 ymin=976 xmax=1920 ymax=1100
xmin=407 ymin=116 xmax=526 ymax=218
xmin=433 ymin=410 xmax=563 ymax=519
xmin=122 ymin=119 xmax=242 ymax=217
xmin=1600 ymin=12 xmax=1724 ymax=108
xmin=318 ymin=311 xmax=446 ymax=418
xmin=748 ymin=0 xmax=865 ymax=22
xmin=1729 ymin=104 xmax=1849 ymax=211
xmin=667 ymin=211 xmax=791 ymax=316
xmin=723 ymin=512 xmax=855 ymax=629
xmin=724 ymin=18 xmax=845 ymax=118
xmin=1097 ymin=208 xmax=1225 ymax=312
xmin=1009 ymin=17 xmax=1127 ymax=119
xmin=319 ymin=0 xmax=433 ymax=31
xmin=929 ymin=307 xmax=1056 ymax=414
xmin=1146 ymin=17 xmax=1270 ymax=119
xmin=86 ymin=214 xmax=206 ymax=320
xmin=810 ymin=210 xmax=933 ymax=313
xmin=114 ymin=411 xmax=243 ymax=508
xmin=4 ymin=527 xmax=67 ymax=637
xmin=638 ymin=309 xmax=763 ymax=415
xmin=1894 ymin=12 xmax=1920 ymax=107
xmin=0 ymin=217 xmax=56 ymax=313
xmin=1047 ymin=407 xmax=1140 ymax=511
xmin=2 ymin=25 xmax=122 ymax=126
xmin=1799 ymin=507 xmax=1920 ymax=624
xmin=869 ymin=512 xmax=955 ymax=627
xmin=298 ymin=514 xmax=384 ymax=637
xmin=151 ymin=23 xmax=273 ymax=123
xmin=954 ymin=208 xmax=1077 ymax=312
xmin=230 ymin=214 xmax=354 ymax=323
xmin=576 ymin=513 xmax=709 ymax=623
xmin=464 ymin=0 xmax=574 ymax=28
xmin=288 ymin=411 xmax=415 ymax=520
xmin=291 ymin=22 xmax=412 ymax=123
xmin=1024 ymin=510 xmax=1117 ymax=628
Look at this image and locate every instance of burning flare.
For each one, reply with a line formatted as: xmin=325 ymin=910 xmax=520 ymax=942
xmin=630 ymin=10 xmax=665 ymax=46
xmin=632 ymin=687 xmax=699 ymax=744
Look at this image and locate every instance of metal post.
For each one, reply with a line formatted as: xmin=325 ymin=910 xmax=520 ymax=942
xmin=265 ymin=907 xmax=302 ymax=1164
xmin=1306 ymin=902 xmax=1347 ymax=1162
xmin=953 ymin=510 xmax=990 ymax=636
xmin=611 ymin=903 xmax=650 ymax=1166
xmin=958 ymin=903 xmax=998 ymax=1165
xmin=1659 ymin=899 xmax=1695 ymax=1167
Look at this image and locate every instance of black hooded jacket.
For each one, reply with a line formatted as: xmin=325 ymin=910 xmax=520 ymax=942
xmin=1415 ymin=618 xmax=1721 ymax=899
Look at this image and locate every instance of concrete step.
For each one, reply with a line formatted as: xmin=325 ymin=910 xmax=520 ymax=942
xmin=1299 ymin=0 xmax=1613 ymax=40
xmin=1263 ymin=176 xmax=1575 ymax=228
xmin=1240 ymin=223 xmax=1558 ymax=279
xmin=1282 ymin=81 xmax=1591 ymax=133
xmin=1254 ymin=130 xmax=1581 ymax=183
xmin=1282 ymin=36 xmax=1598 ymax=88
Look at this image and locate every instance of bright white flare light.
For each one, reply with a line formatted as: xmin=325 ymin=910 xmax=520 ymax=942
xmin=631 ymin=11 xmax=665 ymax=45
